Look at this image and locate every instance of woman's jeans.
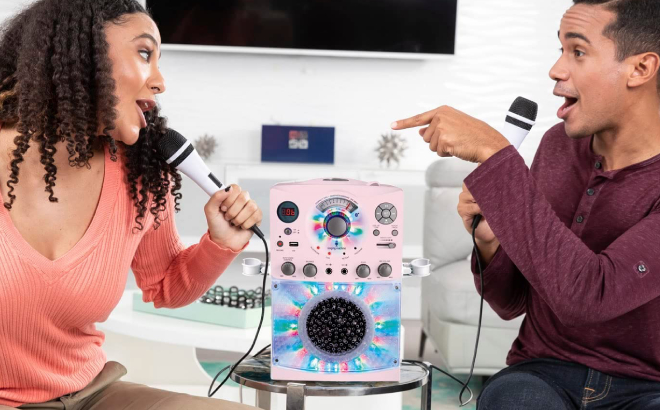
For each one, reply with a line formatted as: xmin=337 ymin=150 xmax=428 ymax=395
xmin=478 ymin=358 xmax=660 ymax=409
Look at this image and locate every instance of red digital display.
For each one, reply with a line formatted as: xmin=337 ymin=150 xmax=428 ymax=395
xmin=281 ymin=208 xmax=296 ymax=216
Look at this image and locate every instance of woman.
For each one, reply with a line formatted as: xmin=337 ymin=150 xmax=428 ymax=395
xmin=0 ymin=0 xmax=261 ymax=409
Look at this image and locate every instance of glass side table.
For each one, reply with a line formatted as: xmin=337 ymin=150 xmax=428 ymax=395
xmin=230 ymin=350 xmax=431 ymax=410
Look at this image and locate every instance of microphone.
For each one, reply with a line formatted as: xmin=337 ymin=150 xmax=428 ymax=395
xmin=473 ymin=96 xmax=538 ymax=227
xmin=501 ymin=96 xmax=538 ymax=149
xmin=156 ymin=128 xmax=265 ymax=240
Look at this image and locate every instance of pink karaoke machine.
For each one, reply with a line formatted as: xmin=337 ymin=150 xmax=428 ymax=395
xmin=269 ymin=178 xmax=403 ymax=382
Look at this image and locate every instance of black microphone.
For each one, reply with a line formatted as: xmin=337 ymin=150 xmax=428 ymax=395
xmin=473 ymin=96 xmax=538 ymax=228
xmin=157 ymin=129 xmax=265 ymax=240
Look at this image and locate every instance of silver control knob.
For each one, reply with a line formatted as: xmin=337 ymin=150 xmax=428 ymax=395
xmin=326 ymin=215 xmax=349 ymax=237
xmin=356 ymin=264 xmax=371 ymax=278
xmin=378 ymin=263 xmax=393 ymax=277
xmin=303 ymin=264 xmax=318 ymax=277
xmin=281 ymin=262 xmax=295 ymax=276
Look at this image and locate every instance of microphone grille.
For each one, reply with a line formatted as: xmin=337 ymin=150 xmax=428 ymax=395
xmin=509 ymin=97 xmax=538 ymax=122
xmin=158 ymin=129 xmax=188 ymax=159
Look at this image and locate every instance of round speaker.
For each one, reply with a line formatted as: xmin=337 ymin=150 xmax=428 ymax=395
xmin=306 ymin=297 xmax=366 ymax=355
xmin=298 ymin=290 xmax=375 ymax=363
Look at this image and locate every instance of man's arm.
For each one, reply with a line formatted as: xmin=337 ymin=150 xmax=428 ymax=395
xmin=470 ymin=243 xmax=529 ymax=320
xmin=459 ymin=184 xmax=528 ymax=321
xmin=465 ymin=146 xmax=660 ymax=327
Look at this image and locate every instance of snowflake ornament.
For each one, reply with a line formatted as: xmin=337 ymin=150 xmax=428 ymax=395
xmin=375 ymin=132 xmax=408 ymax=168
xmin=194 ymin=134 xmax=218 ymax=160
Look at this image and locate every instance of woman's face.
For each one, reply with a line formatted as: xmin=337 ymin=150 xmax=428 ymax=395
xmin=103 ymin=13 xmax=165 ymax=145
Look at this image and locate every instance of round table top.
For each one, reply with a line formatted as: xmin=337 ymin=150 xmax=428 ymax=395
xmin=230 ymin=352 xmax=429 ymax=397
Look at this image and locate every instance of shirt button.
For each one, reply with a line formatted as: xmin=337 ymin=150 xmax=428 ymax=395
xmin=638 ymin=264 xmax=647 ymax=273
xmin=576 ymin=216 xmax=584 ymax=223
xmin=587 ymin=189 xmax=595 ymax=196
xmin=595 ymin=161 xmax=602 ymax=169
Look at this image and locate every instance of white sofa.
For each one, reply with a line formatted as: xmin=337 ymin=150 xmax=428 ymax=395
xmin=419 ymin=158 xmax=524 ymax=376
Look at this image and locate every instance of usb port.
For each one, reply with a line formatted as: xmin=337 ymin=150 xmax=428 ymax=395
xmin=289 ymin=242 xmax=299 ymax=247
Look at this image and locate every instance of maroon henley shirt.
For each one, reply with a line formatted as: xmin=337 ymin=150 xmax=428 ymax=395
xmin=466 ymin=122 xmax=660 ymax=381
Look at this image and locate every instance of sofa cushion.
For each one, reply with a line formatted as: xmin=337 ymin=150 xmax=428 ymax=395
xmin=423 ymin=187 xmax=476 ymax=270
xmin=422 ymin=259 xmax=524 ymax=329
xmin=425 ymin=158 xmax=477 ymax=188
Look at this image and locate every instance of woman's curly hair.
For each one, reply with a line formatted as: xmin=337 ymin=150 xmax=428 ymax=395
xmin=0 ymin=0 xmax=182 ymax=231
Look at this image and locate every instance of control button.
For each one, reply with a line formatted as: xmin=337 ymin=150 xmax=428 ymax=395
xmin=303 ymin=264 xmax=317 ymax=278
xmin=382 ymin=209 xmax=391 ymax=218
xmin=375 ymin=209 xmax=383 ymax=219
xmin=379 ymin=203 xmax=393 ymax=210
xmin=390 ymin=208 xmax=398 ymax=221
xmin=381 ymin=218 xmax=393 ymax=225
xmin=595 ymin=161 xmax=602 ymax=169
xmin=326 ymin=214 xmax=349 ymax=238
xmin=388 ymin=243 xmax=396 ymax=249
xmin=373 ymin=229 xmax=380 ymax=236
xmin=284 ymin=228 xmax=292 ymax=235
xmin=587 ymin=189 xmax=595 ymax=196
xmin=281 ymin=262 xmax=295 ymax=276
xmin=576 ymin=216 xmax=584 ymax=223
xmin=378 ymin=263 xmax=393 ymax=277
xmin=392 ymin=230 xmax=399 ymax=236
xmin=277 ymin=240 xmax=284 ymax=247
xmin=356 ymin=264 xmax=371 ymax=278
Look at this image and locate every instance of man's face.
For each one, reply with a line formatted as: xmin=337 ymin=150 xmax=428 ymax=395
xmin=549 ymin=4 xmax=628 ymax=139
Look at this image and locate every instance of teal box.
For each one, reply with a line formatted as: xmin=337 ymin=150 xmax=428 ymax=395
xmin=131 ymin=292 xmax=271 ymax=328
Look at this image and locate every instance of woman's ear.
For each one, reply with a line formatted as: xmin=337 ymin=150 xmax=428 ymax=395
xmin=628 ymin=52 xmax=660 ymax=89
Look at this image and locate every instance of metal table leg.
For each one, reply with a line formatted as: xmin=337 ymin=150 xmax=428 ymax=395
xmin=421 ymin=362 xmax=432 ymax=410
xmin=286 ymin=383 xmax=306 ymax=410
xmin=256 ymin=389 xmax=271 ymax=410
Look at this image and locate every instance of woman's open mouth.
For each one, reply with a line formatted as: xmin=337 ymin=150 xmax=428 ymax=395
xmin=135 ymin=99 xmax=156 ymax=129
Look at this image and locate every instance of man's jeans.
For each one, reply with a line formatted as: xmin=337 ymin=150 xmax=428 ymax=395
xmin=477 ymin=358 xmax=660 ymax=409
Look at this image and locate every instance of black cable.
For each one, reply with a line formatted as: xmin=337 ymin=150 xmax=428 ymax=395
xmin=457 ymin=213 xmax=486 ymax=407
xmin=401 ymin=214 xmax=484 ymax=407
xmin=208 ymin=234 xmax=270 ymax=398
xmin=402 ymin=360 xmax=474 ymax=404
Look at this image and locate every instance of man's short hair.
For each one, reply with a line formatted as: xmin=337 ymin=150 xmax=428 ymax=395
xmin=572 ymin=0 xmax=660 ymax=62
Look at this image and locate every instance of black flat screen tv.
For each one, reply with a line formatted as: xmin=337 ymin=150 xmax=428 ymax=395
xmin=147 ymin=0 xmax=457 ymax=58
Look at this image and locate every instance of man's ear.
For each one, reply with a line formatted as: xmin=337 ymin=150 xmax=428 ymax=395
xmin=628 ymin=52 xmax=660 ymax=89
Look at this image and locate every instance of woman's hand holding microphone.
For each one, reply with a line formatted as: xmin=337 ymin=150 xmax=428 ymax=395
xmin=204 ymin=184 xmax=263 ymax=252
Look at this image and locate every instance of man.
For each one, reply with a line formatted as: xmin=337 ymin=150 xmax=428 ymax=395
xmin=392 ymin=0 xmax=660 ymax=408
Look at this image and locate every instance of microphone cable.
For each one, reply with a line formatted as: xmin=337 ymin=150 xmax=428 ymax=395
xmin=459 ymin=213 xmax=485 ymax=406
xmin=208 ymin=234 xmax=270 ymax=398
xmin=401 ymin=215 xmax=484 ymax=407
